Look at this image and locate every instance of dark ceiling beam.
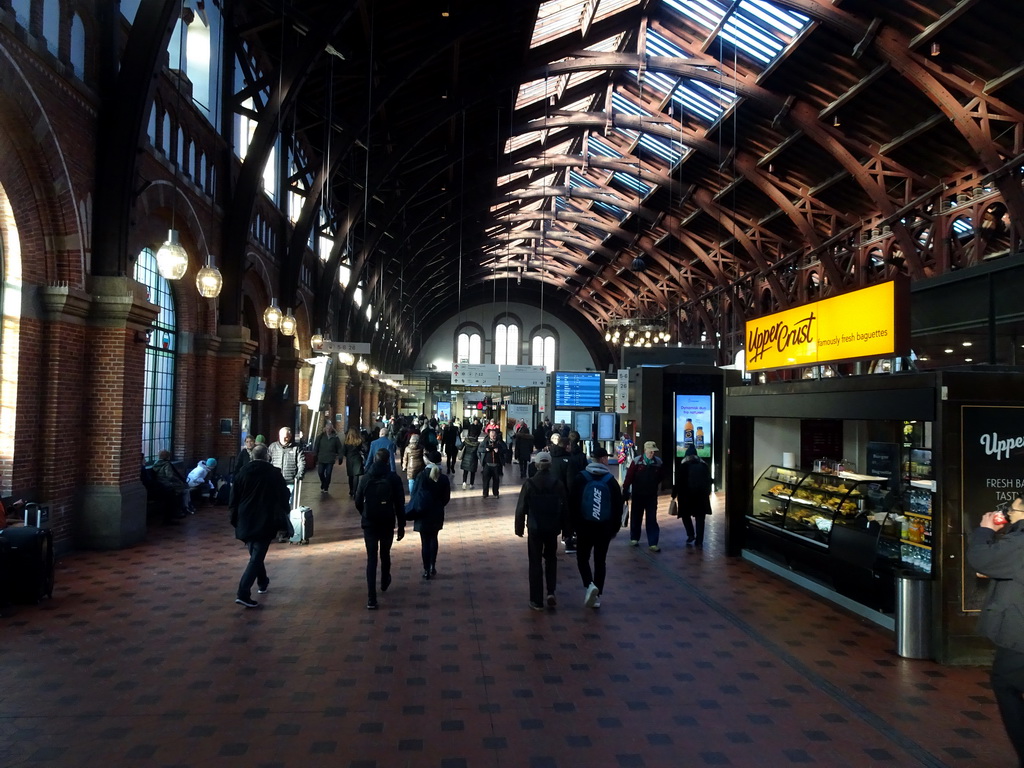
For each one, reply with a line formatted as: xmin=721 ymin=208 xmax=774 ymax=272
xmin=93 ymin=0 xmax=179 ymax=276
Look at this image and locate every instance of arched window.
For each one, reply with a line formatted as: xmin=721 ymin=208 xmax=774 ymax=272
xmin=42 ymin=0 xmax=60 ymax=56
xmin=134 ymin=249 xmax=177 ymax=462
xmin=70 ymin=14 xmax=85 ymax=78
xmin=531 ymin=332 xmax=556 ymax=372
xmin=456 ymin=327 xmax=482 ymax=364
xmin=494 ymin=321 xmax=519 ymax=366
xmin=161 ymin=112 xmax=172 ymax=155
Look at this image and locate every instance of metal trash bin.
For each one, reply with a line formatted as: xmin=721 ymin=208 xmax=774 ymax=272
xmin=895 ymin=569 xmax=932 ymax=659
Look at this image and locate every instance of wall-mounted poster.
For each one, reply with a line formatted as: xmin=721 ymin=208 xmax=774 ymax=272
xmin=674 ymin=394 xmax=712 ymax=459
xmin=961 ymin=405 xmax=1024 ymax=612
xmin=436 ymin=401 xmax=451 ymax=423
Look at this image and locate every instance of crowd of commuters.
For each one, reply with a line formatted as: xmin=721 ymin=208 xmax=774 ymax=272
xmin=154 ymin=410 xmax=713 ymax=615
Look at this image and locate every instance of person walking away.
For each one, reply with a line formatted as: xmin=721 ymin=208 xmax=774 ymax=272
xmin=622 ymin=441 xmax=665 ymax=551
xmin=312 ymin=421 xmax=343 ymax=495
xmin=513 ymin=421 xmax=534 ymax=479
xmin=561 ymin=431 xmax=589 ymax=553
xmin=364 ymin=427 xmax=398 ymax=473
xmin=515 ymin=452 xmax=568 ymax=611
xmin=402 ymin=434 xmax=426 ymax=493
xmin=460 ymin=432 xmax=480 ymax=490
xmin=571 ymin=446 xmax=623 ymax=609
xmin=672 ymin=444 xmax=713 ymax=547
xmin=235 ymin=435 xmax=256 ymax=473
xmin=409 ymin=450 xmax=451 ymax=579
xmin=355 ymin=448 xmax=407 ymax=610
xmin=342 ymin=427 xmax=366 ymax=498
xmin=478 ymin=431 xmax=508 ymax=499
xmin=229 ymin=444 xmax=291 ymax=608
xmin=442 ymin=420 xmax=461 ymax=474
xmin=966 ymin=494 xmax=1024 ymax=766
xmin=269 ymin=427 xmax=305 ymax=506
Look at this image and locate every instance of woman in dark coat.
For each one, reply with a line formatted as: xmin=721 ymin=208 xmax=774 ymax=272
xmin=459 ymin=433 xmax=480 ymax=490
xmin=671 ymin=445 xmax=713 ymax=547
xmin=342 ymin=428 xmax=367 ymax=497
xmin=513 ymin=422 xmax=534 ymax=479
xmin=410 ymin=450 xmax=451 ymax=579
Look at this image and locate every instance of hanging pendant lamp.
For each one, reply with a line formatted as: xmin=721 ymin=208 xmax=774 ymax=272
xmin=263 ymin=297 xmax=283 ymax=329
xmin=195 ymin=254 xmax=223 ymax=297
xmin=156 ymin=229 xmax=189 ymax=280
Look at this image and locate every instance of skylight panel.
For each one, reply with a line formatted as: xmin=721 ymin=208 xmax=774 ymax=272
xmin=560 ymin=95 xmax=594 ymax=113
xmin=645 ymin=29 xmax=690 ymax=59
xmin=505 ymin=131 xmax=542 ymax=155
xmin=498 ymin=169 xmax=532 ymax=187
xmin=515 ymin=77 xmax=556 ymax=110
xmin=673 ymin=84 xmax=726 ymax=123
xmin=587 ymin=136 xmax=623 ymax=159
xmin=593 ymin=199 xmax=628 ymax=220
xmin=614 ymin=171 xmax=652 ymax=196
xmin=569 ymin=169 xmax=599 ymax=189
xmin=952 ymin=218 xmax=974 ymax=237
xmin=594 ymin=0 xmax=642 ymax=24
xmin=637 ymin=133 xmax=682 ymax=164
xmin=530 ymin=0 xmax=588 ymax=49
xmin=528 ymin=171 xmax=560 ymax=189
xmin=662 ymin=0 xmax=725 ymax=33
xmin=611 ymin=90 xmax=649 ymax=117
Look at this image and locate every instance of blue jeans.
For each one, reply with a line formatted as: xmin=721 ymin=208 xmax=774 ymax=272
xmin=238 ymin=538 xmax=272 ymax=600
xmin=317 ymin=462 xmax=334 ymax=491
xmin=629 ymin=494 xmax=659 ymax=546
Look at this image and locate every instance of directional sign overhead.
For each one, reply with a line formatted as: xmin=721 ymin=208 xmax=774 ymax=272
xmin=498 ymin=365 xmax=547 ymax=388
xmin=315 ymin=341 xmax=371 ymax=354
xmin=452 ymin=363 xmax=499 ymax=387
xmin=616 ymin=368 xmax=630 ymax=412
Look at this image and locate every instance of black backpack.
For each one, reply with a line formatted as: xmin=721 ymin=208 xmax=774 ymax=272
xmin=365 ymin=476 xmax=395 ymax=523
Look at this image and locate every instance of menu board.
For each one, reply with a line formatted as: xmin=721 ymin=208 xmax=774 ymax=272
xmin=553 ymin=371 xmax=602 ymax=409
xmin=961 ymin=405 xmax=1024 ymax=611
xmin=799 ymin=419 xmax=843 ymax=470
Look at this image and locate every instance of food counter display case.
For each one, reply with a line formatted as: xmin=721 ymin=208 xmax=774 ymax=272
xmin=751 ymin=465 xmax=901 ymax=549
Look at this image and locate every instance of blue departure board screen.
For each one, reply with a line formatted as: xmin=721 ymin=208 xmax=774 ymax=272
xmin=553 ymin=371 xmax=602 ymax=409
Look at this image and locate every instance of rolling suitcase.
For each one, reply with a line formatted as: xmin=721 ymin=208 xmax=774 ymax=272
xmin=286 ymin=479 xmax=314 ymax=544
xmin=288 ymin=506 xmax=314 ymax=544
xmin=0 ymin=504 xmax=55 ymax=604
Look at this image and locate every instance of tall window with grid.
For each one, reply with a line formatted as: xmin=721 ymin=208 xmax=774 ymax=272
xmin=456 ymin=329 xmax=482 ymax=364
xmin=494 ymin=322 xmax=520 ymax=366
xmin=531 ymin=333 xmax=556 ymax=372
xmin=134 ymin=249 xmax=177 ymax=462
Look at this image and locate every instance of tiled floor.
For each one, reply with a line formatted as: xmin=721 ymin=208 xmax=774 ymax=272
xmin=0 ymin=471 xmax=1014 ymax=767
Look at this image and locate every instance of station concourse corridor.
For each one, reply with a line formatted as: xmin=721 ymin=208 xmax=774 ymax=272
xmin=0 ymin=473 xmax=1013 ymax=768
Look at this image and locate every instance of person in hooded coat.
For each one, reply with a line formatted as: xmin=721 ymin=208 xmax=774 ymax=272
xmin=408 ymin=450 xmax=451 ymax=579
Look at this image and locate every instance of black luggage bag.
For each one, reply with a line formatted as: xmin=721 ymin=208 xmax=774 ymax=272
xmin=0 ymin=504 xmax=55 ymax=604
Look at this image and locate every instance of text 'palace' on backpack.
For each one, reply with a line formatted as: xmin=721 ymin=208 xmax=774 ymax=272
xmin=581 ymin=472 xmax=614 ymax=523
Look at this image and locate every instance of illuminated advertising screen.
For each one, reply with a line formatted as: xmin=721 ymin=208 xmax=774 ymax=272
xmin=675 ymin=394 xmax=712 ymax=459
xmin=553 ymin=371 xmax=602 ymax=409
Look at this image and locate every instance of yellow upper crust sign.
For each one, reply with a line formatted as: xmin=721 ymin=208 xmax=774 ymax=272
xmin=745 ymin=281 xmax=907 ymax=372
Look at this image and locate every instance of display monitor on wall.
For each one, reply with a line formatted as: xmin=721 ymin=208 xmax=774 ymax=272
xmin=675 ymin=394 xmax=712 ymax=459
xmin=553 ymin=371 xmax=602 ymax=409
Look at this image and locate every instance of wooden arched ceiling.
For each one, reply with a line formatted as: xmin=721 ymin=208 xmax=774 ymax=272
xmin=222 ymin=0 xmax=1024 ymax=369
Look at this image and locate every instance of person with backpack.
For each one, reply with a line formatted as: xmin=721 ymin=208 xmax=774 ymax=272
xmin=622 ymin=440 xmax=665 ymax=551
xmin=421 ymin=418 xmax=440 ymax=455
xmin=514 ymin=451 xmax=568 ymax=611
xmin=406 ymin=450 xmax=451 ymax=580
xmin=672 ymin=444 xmax=713 ymax=547
xmin=571 ymin=446 xmax=623 ymax=609
xmin=355 ymin=448 xmax=407 ymax=610
xmin=561 ymin=431 xmax=589 ymax=554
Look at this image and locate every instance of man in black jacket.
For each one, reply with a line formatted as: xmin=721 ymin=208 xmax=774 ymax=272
xmin=355 ymin=449 xmax=407 ymax=609
xmin=966 ymin=494 xmax=1024 ymax=765
xmin=229 ymin=444 xmax=291 ymax=608
xmin=515 ymin=452 xmax=568 ymax=611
